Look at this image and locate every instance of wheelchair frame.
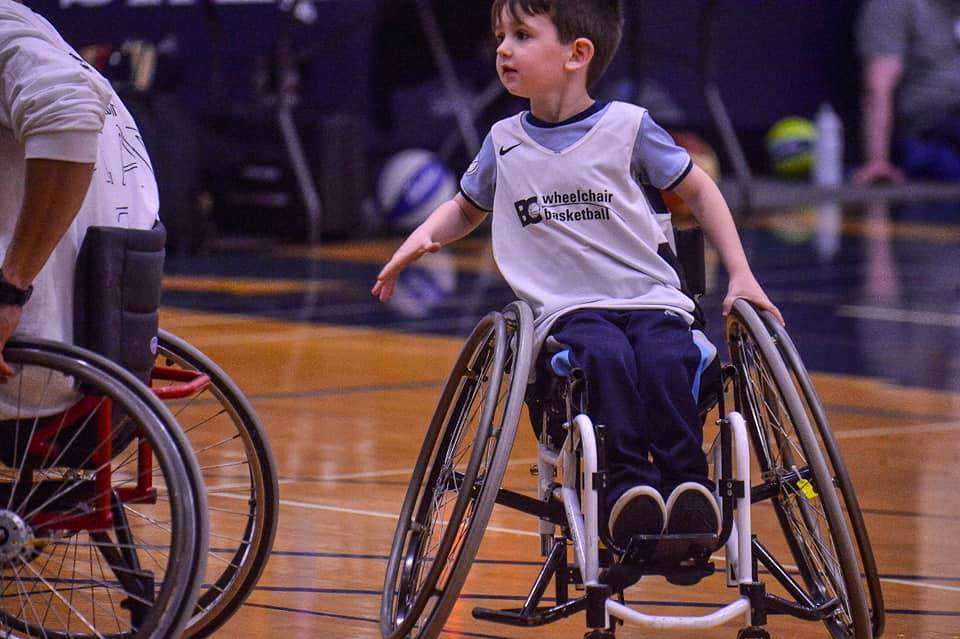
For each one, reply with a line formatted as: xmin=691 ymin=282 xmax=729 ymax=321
xmin=381 ymin=298 xmax=884 ymax=639
xmin=0 ymin=338 xmax=209 ymax=638
xmin=0 ymin=329 xmax=278 ymax=639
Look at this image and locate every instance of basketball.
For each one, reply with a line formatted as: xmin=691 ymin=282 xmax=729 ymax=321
xmin=766 ymin=117 xmax=816 ymax=178
xmin=662 ymin=131 xmax=720 ymax=219
xmin=377 ymin=148 xmax=457 ymax=230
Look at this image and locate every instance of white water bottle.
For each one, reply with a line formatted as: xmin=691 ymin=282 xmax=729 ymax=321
xmin=813 ymin=103 xmax=844 ymax=186
xmin=814 ymin=103 xmax=843 ymax=261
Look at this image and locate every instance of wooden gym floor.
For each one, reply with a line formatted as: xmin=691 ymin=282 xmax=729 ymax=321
xmin=161 ymin=199 xmax=960 ymax=637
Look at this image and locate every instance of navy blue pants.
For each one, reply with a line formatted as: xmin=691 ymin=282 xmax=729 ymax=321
xmin=546 ymin=309 xmax=711 ymax=513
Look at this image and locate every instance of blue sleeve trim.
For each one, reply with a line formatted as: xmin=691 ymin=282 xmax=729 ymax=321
xmin=459 ymin=188 xmax=491 ymax=212
xmin=665 ymin=158 xmax=694 ymax=191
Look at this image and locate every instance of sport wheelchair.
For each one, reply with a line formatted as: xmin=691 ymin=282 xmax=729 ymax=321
xmin=0 ymin=224 xmax=278 ymax=637
xmin=0 ymin=338 xmax=209 ymax=638
xmin=380 ymin=296 xmax=884 ymax=638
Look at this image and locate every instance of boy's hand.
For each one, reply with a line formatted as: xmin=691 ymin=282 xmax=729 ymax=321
xmin=371 ymin=240 xmax=441 ymax=303
xmin=722 ymin=274 xmax=785 ymax=326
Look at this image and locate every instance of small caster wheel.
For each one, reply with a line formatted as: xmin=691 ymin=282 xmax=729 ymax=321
xmin=737 ymin=627 xmax=771 ymax=639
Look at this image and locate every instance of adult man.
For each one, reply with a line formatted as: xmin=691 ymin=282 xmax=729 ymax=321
xmin=854 ymin=0 xmax=960 ymax=182
xmin=0 ymin=0 xmax=159 ymax=380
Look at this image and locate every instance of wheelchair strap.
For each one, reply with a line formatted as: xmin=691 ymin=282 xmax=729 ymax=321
xmin=73 ymin=222 xmax=166 ymax=385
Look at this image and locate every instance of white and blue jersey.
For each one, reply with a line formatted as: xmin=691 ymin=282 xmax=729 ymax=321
xmin=461 ymin=101 xmax=696 ymax=353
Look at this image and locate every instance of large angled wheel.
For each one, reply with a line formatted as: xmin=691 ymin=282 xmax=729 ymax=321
xmin=152 ymin=330 xmax=279 ymax=638
xmin=0 ymin=339 xmax=206 ymax=638
xmin=758 ymin=312 xmax=884 ymax=638
xmin=381 ymin=301 xmax=533 ymax=639
xmin=726 ymin=299 xmax=872 ymax=639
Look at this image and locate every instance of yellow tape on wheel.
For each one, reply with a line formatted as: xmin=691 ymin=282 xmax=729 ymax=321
xmin=796 ymin=478 xmax=819 ymax=500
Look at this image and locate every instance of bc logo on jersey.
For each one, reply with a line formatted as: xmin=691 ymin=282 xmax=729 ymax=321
xmin=514 ymin=197 xmax=542 ymax=227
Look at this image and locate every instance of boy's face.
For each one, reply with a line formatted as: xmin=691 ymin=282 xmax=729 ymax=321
xmin=494 ymin=8 xmax=572 ymax=98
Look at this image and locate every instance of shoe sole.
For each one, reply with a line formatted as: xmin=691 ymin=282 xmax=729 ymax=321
xmin=665 ymin=487 xmax=719 ymax=535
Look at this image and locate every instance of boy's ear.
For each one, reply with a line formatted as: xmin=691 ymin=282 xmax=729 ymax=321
xmin=566 ymin=37 xmax=595 ymax=73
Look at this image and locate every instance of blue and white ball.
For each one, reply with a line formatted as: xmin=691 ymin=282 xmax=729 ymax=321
xmin=378 ymin=149 xmax=457 ymax=230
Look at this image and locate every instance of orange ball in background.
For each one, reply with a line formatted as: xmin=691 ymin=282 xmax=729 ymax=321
xmin=661 ymin=131 xmax=721 ymax=223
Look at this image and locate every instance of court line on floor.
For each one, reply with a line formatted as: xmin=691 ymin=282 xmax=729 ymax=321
xmin=246 ymin=587 xmax=960 ymax=619
xmin=833 ymin=419 xmax=960 ymax=440
xmin=237 ymin=381 xmax=960 ymax=429
xmin=220 ymin=493 xmax=960 ymax=592
xmin=837 ymin=304 xmax=960 ymax=328
xmin=218 ymin=493 xmax=960 ymax=596
xmin=256 ymin=549 xmax=960 ymax=583
xmin=242 ymin=602 xmax=511 ymax=638
xmin=261 ymin=457 xmax=540 ymax=485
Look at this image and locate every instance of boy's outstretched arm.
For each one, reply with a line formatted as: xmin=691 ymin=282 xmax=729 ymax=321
xmin=372 ymin=193 xmax=488 ymax=303
xmin=672 ymin=165 xmax=785 ymax=325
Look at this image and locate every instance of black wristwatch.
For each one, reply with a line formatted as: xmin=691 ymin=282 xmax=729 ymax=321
xmin=0 ymin=270 xmax=33 ymax=306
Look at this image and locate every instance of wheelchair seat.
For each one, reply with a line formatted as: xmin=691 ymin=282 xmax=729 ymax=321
xmin=545 ymin=327 xmax=722 ymax=413
xmin=532 ymin=328 xmax=723 ymax=450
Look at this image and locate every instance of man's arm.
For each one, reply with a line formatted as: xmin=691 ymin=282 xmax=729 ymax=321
xmin=853 ymin=55 xmax=905 ymax=184
xmin=0 ymin=158 xmax=94 ymax=377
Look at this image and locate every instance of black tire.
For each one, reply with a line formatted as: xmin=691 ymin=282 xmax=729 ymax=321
xmin=153 ymin=330 xmax=280 ymax=638
xmin=758 ymin=312 xmax=885 ymax=638
xmin=381 ymin=301 xmax=533 ymax=639
xmin=726 ymin=300 xmax=871 ymax=639
xmin=0 ymin=339 xmax=206 ymax=638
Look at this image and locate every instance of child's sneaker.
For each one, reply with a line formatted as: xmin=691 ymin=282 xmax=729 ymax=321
xmin=665 ymin=482 xmax=721 ymax=535
xmin=608 ymin=485 xmax=666 ymax=546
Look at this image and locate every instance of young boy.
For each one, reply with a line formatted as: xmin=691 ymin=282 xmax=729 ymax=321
xmin=373 ymin=0 xmax=782 ymax=546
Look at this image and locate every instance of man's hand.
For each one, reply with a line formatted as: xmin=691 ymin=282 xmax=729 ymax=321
xmin=852 ymin=159 xmax=904 ymax=185
xmin=0 ymin=305 xmax=23 ymax=380
xmin=371 ymin=240 xmax=441 ymax=303
xmin=723 ymin=274 xmax=784 ymax=326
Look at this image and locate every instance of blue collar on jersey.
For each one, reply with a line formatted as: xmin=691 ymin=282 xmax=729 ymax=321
xmin=525 ymin=101 xmax=608 ymax=129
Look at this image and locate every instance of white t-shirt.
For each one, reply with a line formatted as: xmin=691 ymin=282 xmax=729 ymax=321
xmin=473 ymin=101 xmax=696 ymax=353
xmin=0 ymin=1 xmax=159 ymax=417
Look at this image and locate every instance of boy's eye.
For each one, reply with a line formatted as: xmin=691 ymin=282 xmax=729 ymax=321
xmin=516 ymin=29 xmax=529 ymax=40
xmin=494 ymin=32 xmax=505 ymax=44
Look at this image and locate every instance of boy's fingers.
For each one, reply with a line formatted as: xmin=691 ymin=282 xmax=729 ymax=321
xmin=379 ymin=281 xmax=395 ymax=303
xmin=768 ymin=305 xmax=786 ymax=326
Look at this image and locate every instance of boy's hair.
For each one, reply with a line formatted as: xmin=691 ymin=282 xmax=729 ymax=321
xmin=491 ymin=0 xmax=624 ymax=90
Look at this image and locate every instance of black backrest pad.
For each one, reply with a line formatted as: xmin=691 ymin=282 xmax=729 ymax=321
xmin=73 ymin=223 xmax=166 ymax=385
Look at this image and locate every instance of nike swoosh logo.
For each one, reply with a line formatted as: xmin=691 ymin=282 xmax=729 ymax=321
xmin=499 ymin=142 xmax=522 ymax=156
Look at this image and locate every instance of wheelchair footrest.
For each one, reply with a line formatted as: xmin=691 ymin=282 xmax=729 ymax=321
xmin=472 ymin=597 xmax=588 ymax=627
xmin=603 ymin=533 xmax=717 ymax=591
